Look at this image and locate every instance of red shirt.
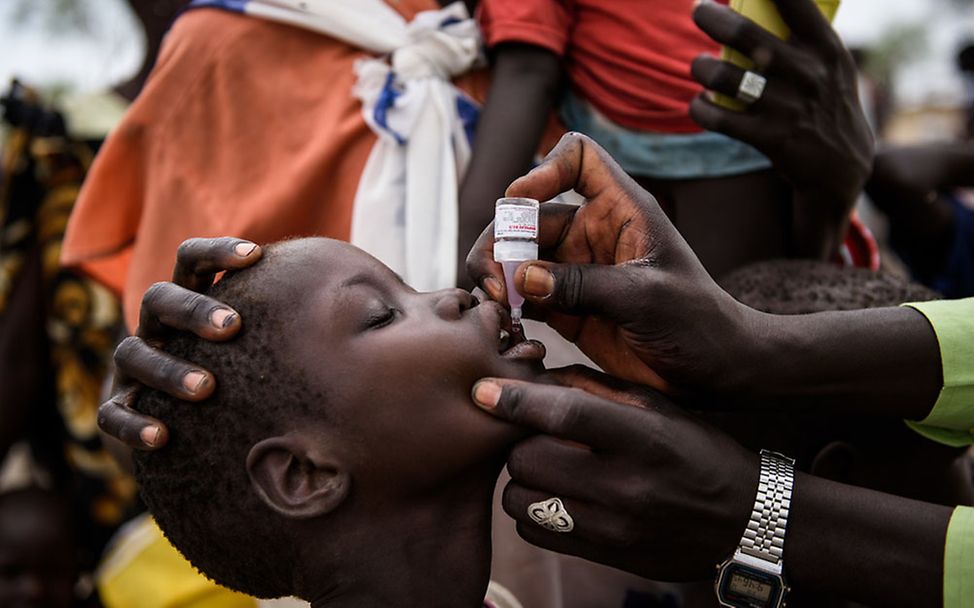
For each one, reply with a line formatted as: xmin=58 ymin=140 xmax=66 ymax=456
xmin=479 ymin=0 xmax=728 ymax=133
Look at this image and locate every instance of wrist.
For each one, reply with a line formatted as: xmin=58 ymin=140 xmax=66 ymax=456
xmin=786 ymin=473 xmax=950 ymax=606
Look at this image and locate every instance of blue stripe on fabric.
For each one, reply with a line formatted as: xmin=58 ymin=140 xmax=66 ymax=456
xmin=186 ymin=0 xmax=249 ymax=13
xmin=456 ymin=92 xmax=480 ymax=146
xmin=374 ymin=72 xmax=407 ymax=146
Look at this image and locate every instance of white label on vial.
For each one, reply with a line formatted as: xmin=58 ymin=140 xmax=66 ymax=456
xmin=495 ymin=205 xmax=539 ymax=239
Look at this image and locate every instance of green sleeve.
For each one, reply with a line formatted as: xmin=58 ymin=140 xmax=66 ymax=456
xmin=945 ymin=507 xmax=974 ymax=608
xmin=902 ymin=299 xmax=974 ymax=447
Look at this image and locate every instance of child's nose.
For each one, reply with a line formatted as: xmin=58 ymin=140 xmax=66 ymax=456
xmin=432 ymin=288 xmax=476 ymax=320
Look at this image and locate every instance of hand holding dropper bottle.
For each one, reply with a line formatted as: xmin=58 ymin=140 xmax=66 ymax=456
xmin=493 ymin=197 xmax=539 ymax=334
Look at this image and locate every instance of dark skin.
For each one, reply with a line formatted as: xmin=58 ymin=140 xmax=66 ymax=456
xmin=468 ymin=370 xmax=952 ymax=607
xmin=154 ymin=238 xmax=549 ymax=606
xmin=689 ymin=0 xmax=874 ymax=264
xmin=101 ymin=135 xmax=957 ymax=607
xmin=0 ymin=492 xmax=78 ymax=608
xmin=467 ymin=133 xmax=943 ymax=417
xmin=114 ymin=0 xmax=191 ymax=102
xmin=460 ymin=0 xmax=873 ymax=282
xmin=866 ymin=142 xmax=974 ymax=281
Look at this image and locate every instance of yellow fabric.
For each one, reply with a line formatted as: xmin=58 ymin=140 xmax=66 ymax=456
xmin=945 ymin=506 xmax=974 ymax=608
xmin=98 ymin=514 xmax=257 ymax=608
xmin=902 ymin=299 xmax=974 ymax=447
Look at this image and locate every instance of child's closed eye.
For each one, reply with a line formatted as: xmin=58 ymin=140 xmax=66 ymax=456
xmin=365 ymin=307 xmax=398 ymax=329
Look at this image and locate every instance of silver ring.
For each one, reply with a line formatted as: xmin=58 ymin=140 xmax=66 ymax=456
xmin=527 ymin=497 xmax=574 ymax=533
xmin=736 ymin=70 xmax=767 ymax=104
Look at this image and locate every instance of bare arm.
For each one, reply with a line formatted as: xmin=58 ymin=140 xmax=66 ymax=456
xmin=736 ymin=305 xmax=943 ymax=420
xmin=456 ymin=43 xmax=561 ymax=287
xmin=0 ymin=247 xmax=48 ymax=461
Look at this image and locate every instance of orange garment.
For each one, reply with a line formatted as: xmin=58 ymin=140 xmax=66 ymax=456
xmin=479 ymin=0 xmax=729 ymax=134
xmin=63 ymin=3 xmax=489 ymax=331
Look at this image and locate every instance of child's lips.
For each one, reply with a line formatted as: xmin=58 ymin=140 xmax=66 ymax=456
xmin=501 ymin=339 xmax=546 ymax=361
xmin=480 ymin=301 xmax=546 ymax=361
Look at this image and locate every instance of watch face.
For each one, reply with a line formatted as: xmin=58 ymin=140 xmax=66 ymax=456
xmin=716 ymin=563 xmax=784 ymax=608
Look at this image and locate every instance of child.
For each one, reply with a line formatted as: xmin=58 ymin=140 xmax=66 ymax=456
xmin=134 ymin=238 xmax=545 ymax=605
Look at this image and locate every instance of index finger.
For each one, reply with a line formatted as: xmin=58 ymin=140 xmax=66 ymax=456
xmin=772 ymin=0 xmax=841 ymax=51
xmin=172 ymin=237 xmax=262 ymax=291
xmin=506 ymin=132 xmax=639 ymax=208
xmin=465 ymin=203 xmax=580 ymax=304
xmin=471 ymin=377 xmax=648 ymax=447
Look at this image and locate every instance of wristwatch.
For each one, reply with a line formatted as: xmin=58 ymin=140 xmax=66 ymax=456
xmin=715 ymin=449 xmax=795 ymax=608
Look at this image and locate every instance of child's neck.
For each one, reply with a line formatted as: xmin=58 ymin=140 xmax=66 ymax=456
xmin=305 ymin=460 xmax=502 ymax=607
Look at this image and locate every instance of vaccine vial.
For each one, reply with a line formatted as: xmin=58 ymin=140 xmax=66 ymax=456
xmin=493 ymin=197 xmax=539 ymax=332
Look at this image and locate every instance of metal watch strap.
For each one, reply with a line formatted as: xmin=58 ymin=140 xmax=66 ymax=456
xmin=739 ymin=450 xmax=796 ymax=568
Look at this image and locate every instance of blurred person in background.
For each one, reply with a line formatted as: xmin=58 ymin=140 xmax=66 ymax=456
xmin=0 ymin=2 xmax=268 ymax=607
xmin=465 ymin=0 xmax=875 ymax=286
xmin=959 ymin=41 xmax=974 ymax=140
xmin=0 ymin=80 xmax=130 ymax=608
xmin=0 ymin=487 xmax=93 ymax=608
xmin=864 ymin=44 xmax=974 ymax=298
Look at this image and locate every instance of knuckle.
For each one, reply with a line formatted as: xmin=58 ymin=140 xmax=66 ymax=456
xmin=606 ymin=518 xmax=641 ymax=549
xmin=113 ymin=336 xmax=143 ymax=367
xmin=142 ymin=281 xmax=171 ymax=309
xmin=728 ymin=20 xmax=751 ymax=46
xmin=555 ymin=265 xmax=585 ymax=311
xmin=547 ymin=388 xmax=587 ymax=431
xmin=175 ymin=238 xmax=203 ymax=263
xmin=96 ymin=400 xmax=118 ymax=432
xmin=181 ymin=291 xmax=210 ymax=321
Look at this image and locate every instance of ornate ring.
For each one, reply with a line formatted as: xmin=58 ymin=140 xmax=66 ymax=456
xmin=736 ymin=70 xmax=768 ymax=104
xmin=527 ymin=497 xmax=574 ymax=533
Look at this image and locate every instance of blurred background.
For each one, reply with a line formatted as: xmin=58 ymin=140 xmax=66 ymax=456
xmin=2 ymin=0 xmax=973 ymax=143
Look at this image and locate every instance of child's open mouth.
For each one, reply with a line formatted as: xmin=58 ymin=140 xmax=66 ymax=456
xmin=481 ymin=300 xmax=546 ymax=362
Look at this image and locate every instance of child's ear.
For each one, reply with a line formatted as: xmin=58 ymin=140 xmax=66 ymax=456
xmin=246 ymin=434 xmax=350 ymax=519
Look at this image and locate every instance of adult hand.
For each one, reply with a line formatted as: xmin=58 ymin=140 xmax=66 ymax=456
xmin=471 ymin=366 xmax=758 ymax=581
xmin=472 ymin=367 xmax=952 ymax=606
xmin=466 ymin=132 xmax=759 ymax=396
xmin=98 ymin=237 xmax=262 ymax=449
xmin=690 ymin=0 xmax=874 ymax=258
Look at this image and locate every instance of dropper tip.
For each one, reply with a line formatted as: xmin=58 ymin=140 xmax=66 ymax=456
xmin=511 ymin=307 xmax=523 ymax=333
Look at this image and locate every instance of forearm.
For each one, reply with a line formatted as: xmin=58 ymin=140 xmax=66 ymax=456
xmin=457 ymin=44 xmax=561 ymax=270
xmin=739 ymin=305 xmax=941 ymax=419
xmin=787 ymin=473 xmax=951 ymax=607
xmin=790 ymin=189 xmax=852 ymax=260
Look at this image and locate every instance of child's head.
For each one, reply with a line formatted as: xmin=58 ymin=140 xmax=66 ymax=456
xmin=134 ymin=238 xmax=543 ymax=599
xmin=0 ymin=487 xmax=79 ymax=608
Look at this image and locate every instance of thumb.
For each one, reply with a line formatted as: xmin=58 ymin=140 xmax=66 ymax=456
xmin=516 ymin=261 xmax=641 ymax=320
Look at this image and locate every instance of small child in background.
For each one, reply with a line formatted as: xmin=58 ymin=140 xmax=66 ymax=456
xmin=134 ymin=238 xmax=545 ymax=605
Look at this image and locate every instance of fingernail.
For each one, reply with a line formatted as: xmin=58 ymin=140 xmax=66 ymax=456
xmin=183 ymin=371 xmax=208 ymax=394
xmin=472 ymin=380 xmax=502 ymax=410
xmin=234 ymin=242 xmax=257 ymax=257
xmin=141 ymin=425 xmax=161 ymax=447
xmin=522 ymin=265 xmax=555 ymax=298
xmin=210 ymin=308 xmax=236 ymax=329
xmin=483 ymin=276 xmax=503 ymax=301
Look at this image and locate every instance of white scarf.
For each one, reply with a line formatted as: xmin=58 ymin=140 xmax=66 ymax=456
xmin=192 ymin=0 xmax=483 ymax=290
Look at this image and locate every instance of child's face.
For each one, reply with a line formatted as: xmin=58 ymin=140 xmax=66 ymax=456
xmin=275 ymin=239 xmax=545 ymax=494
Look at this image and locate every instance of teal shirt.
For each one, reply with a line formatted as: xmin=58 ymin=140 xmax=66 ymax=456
xmin=903 ymin=298 xmax=974 ymax=608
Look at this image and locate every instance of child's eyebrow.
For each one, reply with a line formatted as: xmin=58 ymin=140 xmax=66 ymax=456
xmin=340 ymin=271 xmax=406 ymax=290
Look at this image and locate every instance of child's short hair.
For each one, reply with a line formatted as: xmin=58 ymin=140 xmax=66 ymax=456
xmin=134 ymin=246 xmax=321 ymax=598
xmin=720 ymin=259 xmax=939 ymax=313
